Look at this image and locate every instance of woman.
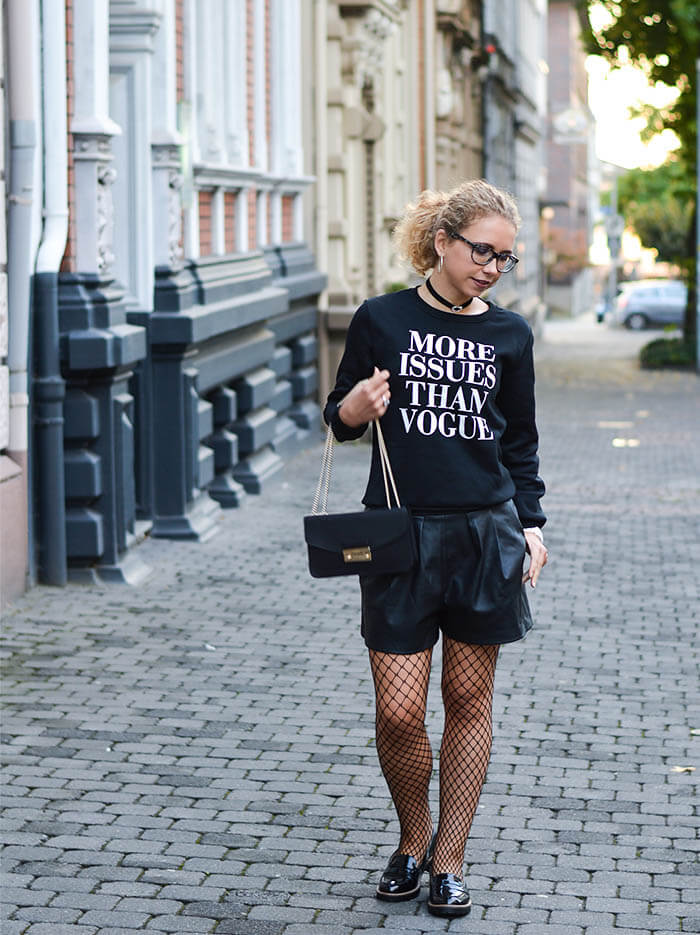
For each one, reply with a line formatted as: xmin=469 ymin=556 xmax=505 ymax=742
xmin=323 ymin=179 xmax=547 ymax=918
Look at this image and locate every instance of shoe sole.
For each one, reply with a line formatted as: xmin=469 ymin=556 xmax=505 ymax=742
xmin=375 ymin=831 xmax=435 ymax=903
xmin=375 ymin=883 xmax=421 ymax=902
xmin=427 ymin=899 xmax=472 ymax=917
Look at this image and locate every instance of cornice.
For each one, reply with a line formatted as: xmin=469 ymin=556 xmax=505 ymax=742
xmin=109 ymin=2 xmax=162 ymax=37
xmin=338 ymin=0 xmax=402 ymax=22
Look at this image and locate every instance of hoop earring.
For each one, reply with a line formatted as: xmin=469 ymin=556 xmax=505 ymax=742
xmin=438 ymin=255 xmax=444 ymax=274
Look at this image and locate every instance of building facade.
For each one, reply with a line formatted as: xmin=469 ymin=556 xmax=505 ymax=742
xmin=0 ymin=1 xmax=20 ymax=604
xmin=1 ymin=0 xmax=325 ymax=603
xmin=543 ymin=0 xmax=596 ymax=316
xmin=315 ymin=0 xmax=548 ymax=394
xmin=2 ymin=0 xmax=554 ymax=605
xmin=481 ymin=0 xmax=548 ymax=322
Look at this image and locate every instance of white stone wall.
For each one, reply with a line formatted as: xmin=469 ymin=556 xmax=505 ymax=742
xmin=323 ymin=1 xmax=422 ymax=307
xmin=183 ymin=0 xmax=309 ymax=257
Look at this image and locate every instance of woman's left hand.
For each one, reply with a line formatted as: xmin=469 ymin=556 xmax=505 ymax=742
xmin=523 ymin=531 xmax=548 ymax=588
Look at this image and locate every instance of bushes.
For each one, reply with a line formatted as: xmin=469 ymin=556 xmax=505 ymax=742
xmin=640 ymin=337 xmax=695 ymax=370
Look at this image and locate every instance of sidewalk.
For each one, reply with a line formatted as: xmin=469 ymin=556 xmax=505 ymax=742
xmin=2 ymin=317 xmax=699 ymax=935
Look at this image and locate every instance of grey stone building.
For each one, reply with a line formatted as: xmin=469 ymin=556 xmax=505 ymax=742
xmin=1 ymin=0 xmax=324 ymax=601
xmin=481 ymin=0 xmax=548 ymax=328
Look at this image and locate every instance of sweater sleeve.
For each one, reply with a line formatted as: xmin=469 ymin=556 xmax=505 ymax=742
xmin=496 ymin=330 xmax=546 ymax=527
xmin=323 ymin=301 xmax=374 ymax=442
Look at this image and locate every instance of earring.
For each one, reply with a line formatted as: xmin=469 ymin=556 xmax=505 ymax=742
xmin=438 ymin=255 xmax=444 ymax=273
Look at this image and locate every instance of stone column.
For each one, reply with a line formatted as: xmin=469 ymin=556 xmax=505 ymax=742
xmin=72 ymin=0 xmax=122 ymax=279
xmin=58 ymin=0 xmax=149 ymax=584
xmin=109 ymin=0 xmax=160 ymax=311
xmin=151 ymin=0 xmax=183 ymax=271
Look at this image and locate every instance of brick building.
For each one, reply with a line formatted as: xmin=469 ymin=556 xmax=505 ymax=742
xmin=2 ymin=0 xmax=554 ymax=604
xmin=1 ymin=0 xmax=324 ymax=602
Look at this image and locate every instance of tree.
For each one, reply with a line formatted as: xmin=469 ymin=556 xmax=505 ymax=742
xmin=618 ymin=162 xmax=693 ymax=264
xmin=577 ymin=0 xmax=699 ymax=348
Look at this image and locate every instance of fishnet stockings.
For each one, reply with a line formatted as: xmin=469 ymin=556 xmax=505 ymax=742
xmin=434 ymin=639 xmax=499 ymax=874
xmin=369 ymin=640 xmax=499 ymax=875
xmin=370 ymin=649 xmax=434 ymax=860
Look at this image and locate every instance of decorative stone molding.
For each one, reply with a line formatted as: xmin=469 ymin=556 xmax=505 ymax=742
xmin=339 ymin=0 xmax=402 ymax=19
xmin=96 ymin=164 xmax=117 ymax=276
xmin=168 ymin=169 xmax=184 ymax=266
xmin=340 ymin=5 xmax=397 ymax=86
xmin=73 ymin=133 xmax=119 ymax=277
xmin=152 ymin=141 xmax=184 ymax=268
xmin=109 ymin=0 xmax=161 ymax=43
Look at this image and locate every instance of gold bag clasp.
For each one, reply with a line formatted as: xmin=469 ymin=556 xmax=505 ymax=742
xmin=343 ymin=546 xmax=372 ymax=563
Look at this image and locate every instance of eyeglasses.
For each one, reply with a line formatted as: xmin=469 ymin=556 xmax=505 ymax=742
xmin=449 ymin=232 xmax=519 ymax=273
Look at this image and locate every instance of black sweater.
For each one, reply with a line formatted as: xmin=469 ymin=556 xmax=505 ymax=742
xmin=324 ymin=288 xmax=546 ymax=528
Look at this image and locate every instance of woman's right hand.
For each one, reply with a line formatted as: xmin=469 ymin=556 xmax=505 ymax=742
xmin=337 ymin=367 xmax=391 ymax=428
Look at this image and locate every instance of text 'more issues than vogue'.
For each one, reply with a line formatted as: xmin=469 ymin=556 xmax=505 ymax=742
xmin=397 ymin=329 xmax=496 ymax=441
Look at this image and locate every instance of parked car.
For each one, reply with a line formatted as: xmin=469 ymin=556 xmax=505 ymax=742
xmin=610 ymin=279 xmax=686 ymax=330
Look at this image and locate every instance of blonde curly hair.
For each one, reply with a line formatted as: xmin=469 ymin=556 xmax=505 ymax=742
xmin=393 ymin=179 xmax=521 ymax=276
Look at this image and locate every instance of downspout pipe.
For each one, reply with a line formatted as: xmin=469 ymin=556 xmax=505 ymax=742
xmin=6 ymin=0 xmax=40 ymax=583
xmin=33 ymin=0 xmax=70 ymax=585
xmin=479 ymin=0 xmax=488 ymax=179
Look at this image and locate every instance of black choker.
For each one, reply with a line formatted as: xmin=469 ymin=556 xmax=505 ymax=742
xmin=426 ymin=277 xmax=473 ymax=312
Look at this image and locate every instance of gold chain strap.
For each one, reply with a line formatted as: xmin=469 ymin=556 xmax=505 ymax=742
xmin=310 ymin=418 xmax=400 ymax=515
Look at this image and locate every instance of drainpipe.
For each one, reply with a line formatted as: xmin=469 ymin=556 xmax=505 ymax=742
xmin=479 ymin=0 xmax=488 ymax=179
xmin=312 ymin=0 xmax=330 ymax=403
xmin=6 ymin=0 xmax=41 ymax=584
xmin=33 ymin=0 xmax=69 ymax=585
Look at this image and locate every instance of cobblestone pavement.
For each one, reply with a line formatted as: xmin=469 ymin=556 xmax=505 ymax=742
xmin=2 ymin=316 xmax=699 ymax=935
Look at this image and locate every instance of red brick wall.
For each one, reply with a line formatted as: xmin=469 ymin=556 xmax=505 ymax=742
xmin=246 ymin=0 xmax=257 ymax=247
xmin=248 ymin=190 xmax=257 ymax=249
xmin=198 ymin=190 xmax=213 ymax=256
xmin=224 ymin=192 xmax=236 ymax=253
xmin=61 ymin=0 xmax=76 ymax=273
xmin=175 ymin=0 xmax=185 ymax=104
xmin=247 ymin=0 xmax=255 ymax=166
xmin=265 ymin=0 xmax=271 ymax=170
xmin=281 ymin=195 xmax=294 ymax=243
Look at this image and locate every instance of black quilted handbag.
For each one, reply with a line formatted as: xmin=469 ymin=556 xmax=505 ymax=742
xmin=304 ymin=419 xmax=417 ymax=578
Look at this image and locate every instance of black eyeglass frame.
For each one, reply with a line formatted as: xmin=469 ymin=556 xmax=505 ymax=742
xmin=448 ymin=231 xmax=519 ymax=273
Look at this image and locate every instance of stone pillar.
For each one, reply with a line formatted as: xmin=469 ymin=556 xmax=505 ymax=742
xmin=151 ymin=0 xmax=183 ymax=271
xmin=57 ymin=0 xmax=149 ymax=584
xmin=109 ymin=0 xmax=160 ymax=311
xmin=72 ymin=0 xmax=122 ymax=279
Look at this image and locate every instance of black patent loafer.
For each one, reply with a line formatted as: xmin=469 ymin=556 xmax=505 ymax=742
xmin=376 ymin=832 xmax=436 ymax=902
xmin=427 ymin=872 xmax=472 ymax=917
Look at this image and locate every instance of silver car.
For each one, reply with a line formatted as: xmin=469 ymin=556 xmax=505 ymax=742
xmin=611 ymin=279 xmax=686 ymax=330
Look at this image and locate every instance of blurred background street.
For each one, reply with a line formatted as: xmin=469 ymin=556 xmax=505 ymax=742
xmin=1 ymin=2 xmax=699 ymax=932
xmin=2 ymin=316 xmax=698 ymax=935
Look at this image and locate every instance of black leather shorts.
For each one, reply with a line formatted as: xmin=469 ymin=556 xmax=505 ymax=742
xmin=360 ymin=500 xmax=532 ymax=654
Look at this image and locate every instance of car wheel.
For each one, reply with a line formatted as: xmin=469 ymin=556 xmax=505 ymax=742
xmin=625 ymin=313 xmax=648 ymax=330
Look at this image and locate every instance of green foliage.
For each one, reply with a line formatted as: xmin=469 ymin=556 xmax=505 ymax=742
xmin=617 ymin=163 xmax=693 ymax=263
xmin=629 ymin=200 xmax=692 ymax=263
xmin=576 ymin=0 xmax=699 ymax=172
xmin=639 ymin=336 xmax=696 ymax=369
xmin=618 ymin=161 xmax=688 ymax=208
xmin=577 ymin=1 xmax=698 ymax=344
